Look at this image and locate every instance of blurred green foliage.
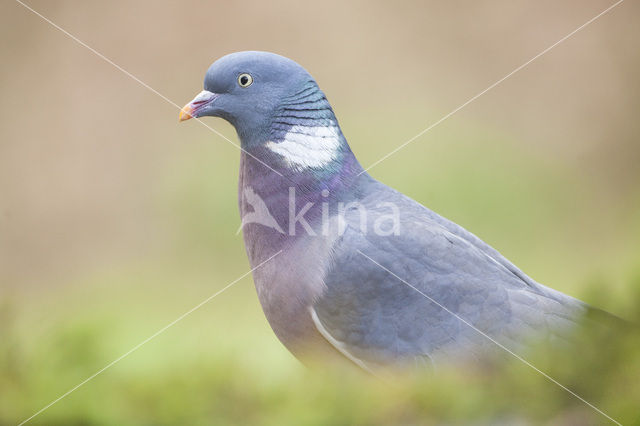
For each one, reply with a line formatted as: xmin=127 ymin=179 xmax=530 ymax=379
xmin=2 ymin=288 xmax=640 ymax=425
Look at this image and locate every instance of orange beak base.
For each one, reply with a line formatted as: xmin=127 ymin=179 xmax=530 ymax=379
xmin=178 ymin=90 xmax=219 ymax=122
xmin=179 ymin=105 xmax=195 ymax=122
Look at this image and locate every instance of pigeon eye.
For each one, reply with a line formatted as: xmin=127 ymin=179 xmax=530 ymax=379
xmin=237 ymin=73 xmax=253 ymax=88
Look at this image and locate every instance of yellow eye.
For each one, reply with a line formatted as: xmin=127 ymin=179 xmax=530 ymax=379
xmin=237 ymin=73 xmax=253 ymax=88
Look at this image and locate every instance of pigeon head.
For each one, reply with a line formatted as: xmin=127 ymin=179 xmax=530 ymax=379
xmin=180 ymin=51 xmax=358 ymax=175
xmin=181 ymin=52 xmax=319 ymax=142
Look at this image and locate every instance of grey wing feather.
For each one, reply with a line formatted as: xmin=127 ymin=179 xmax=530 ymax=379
xmin=313 ymin=181 xmax=586 ymax=367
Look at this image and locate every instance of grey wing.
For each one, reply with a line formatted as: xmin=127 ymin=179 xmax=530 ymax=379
xmin=312 ymin=186 xmax=586 ymax=368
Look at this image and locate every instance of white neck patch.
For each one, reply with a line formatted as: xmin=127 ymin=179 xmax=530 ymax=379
xmin=265 ymin=125 xmax=342 ymax=170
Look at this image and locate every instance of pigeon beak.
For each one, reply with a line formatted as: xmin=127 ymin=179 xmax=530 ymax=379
xmin=179 ymin=90 xmax=219 ymax=122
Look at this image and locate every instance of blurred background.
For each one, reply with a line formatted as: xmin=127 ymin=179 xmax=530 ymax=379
xmin=1 ymin=0 xmax=639 ymax=424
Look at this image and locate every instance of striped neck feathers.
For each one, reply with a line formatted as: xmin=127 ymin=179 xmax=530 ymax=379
xmin=265 ymin=82 xmax=349 ymax=172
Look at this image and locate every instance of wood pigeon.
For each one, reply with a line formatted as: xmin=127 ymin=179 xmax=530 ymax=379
xmin=179 ymin=51 xmax=614 ymax=371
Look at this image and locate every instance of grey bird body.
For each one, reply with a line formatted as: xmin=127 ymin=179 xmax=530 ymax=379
xmin=240 ymin=153 xmax=586 ymax=369
xmin=181 ymin=51 xmax=595 ymax=371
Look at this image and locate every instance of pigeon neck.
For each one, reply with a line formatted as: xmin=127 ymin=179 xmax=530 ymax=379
xmin=238 ymin=147 xmax=372 ymax=249
xmin=236 ymin=81 xmax=372 ymax=248
xmin=239 ymin=140 xmax=366 ymax=200
xmin=238 ymin=80 xmax=366 ymax=193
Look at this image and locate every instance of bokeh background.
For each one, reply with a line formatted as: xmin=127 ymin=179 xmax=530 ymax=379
xmin=2 ymin=0 xmax=639 ymax=424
